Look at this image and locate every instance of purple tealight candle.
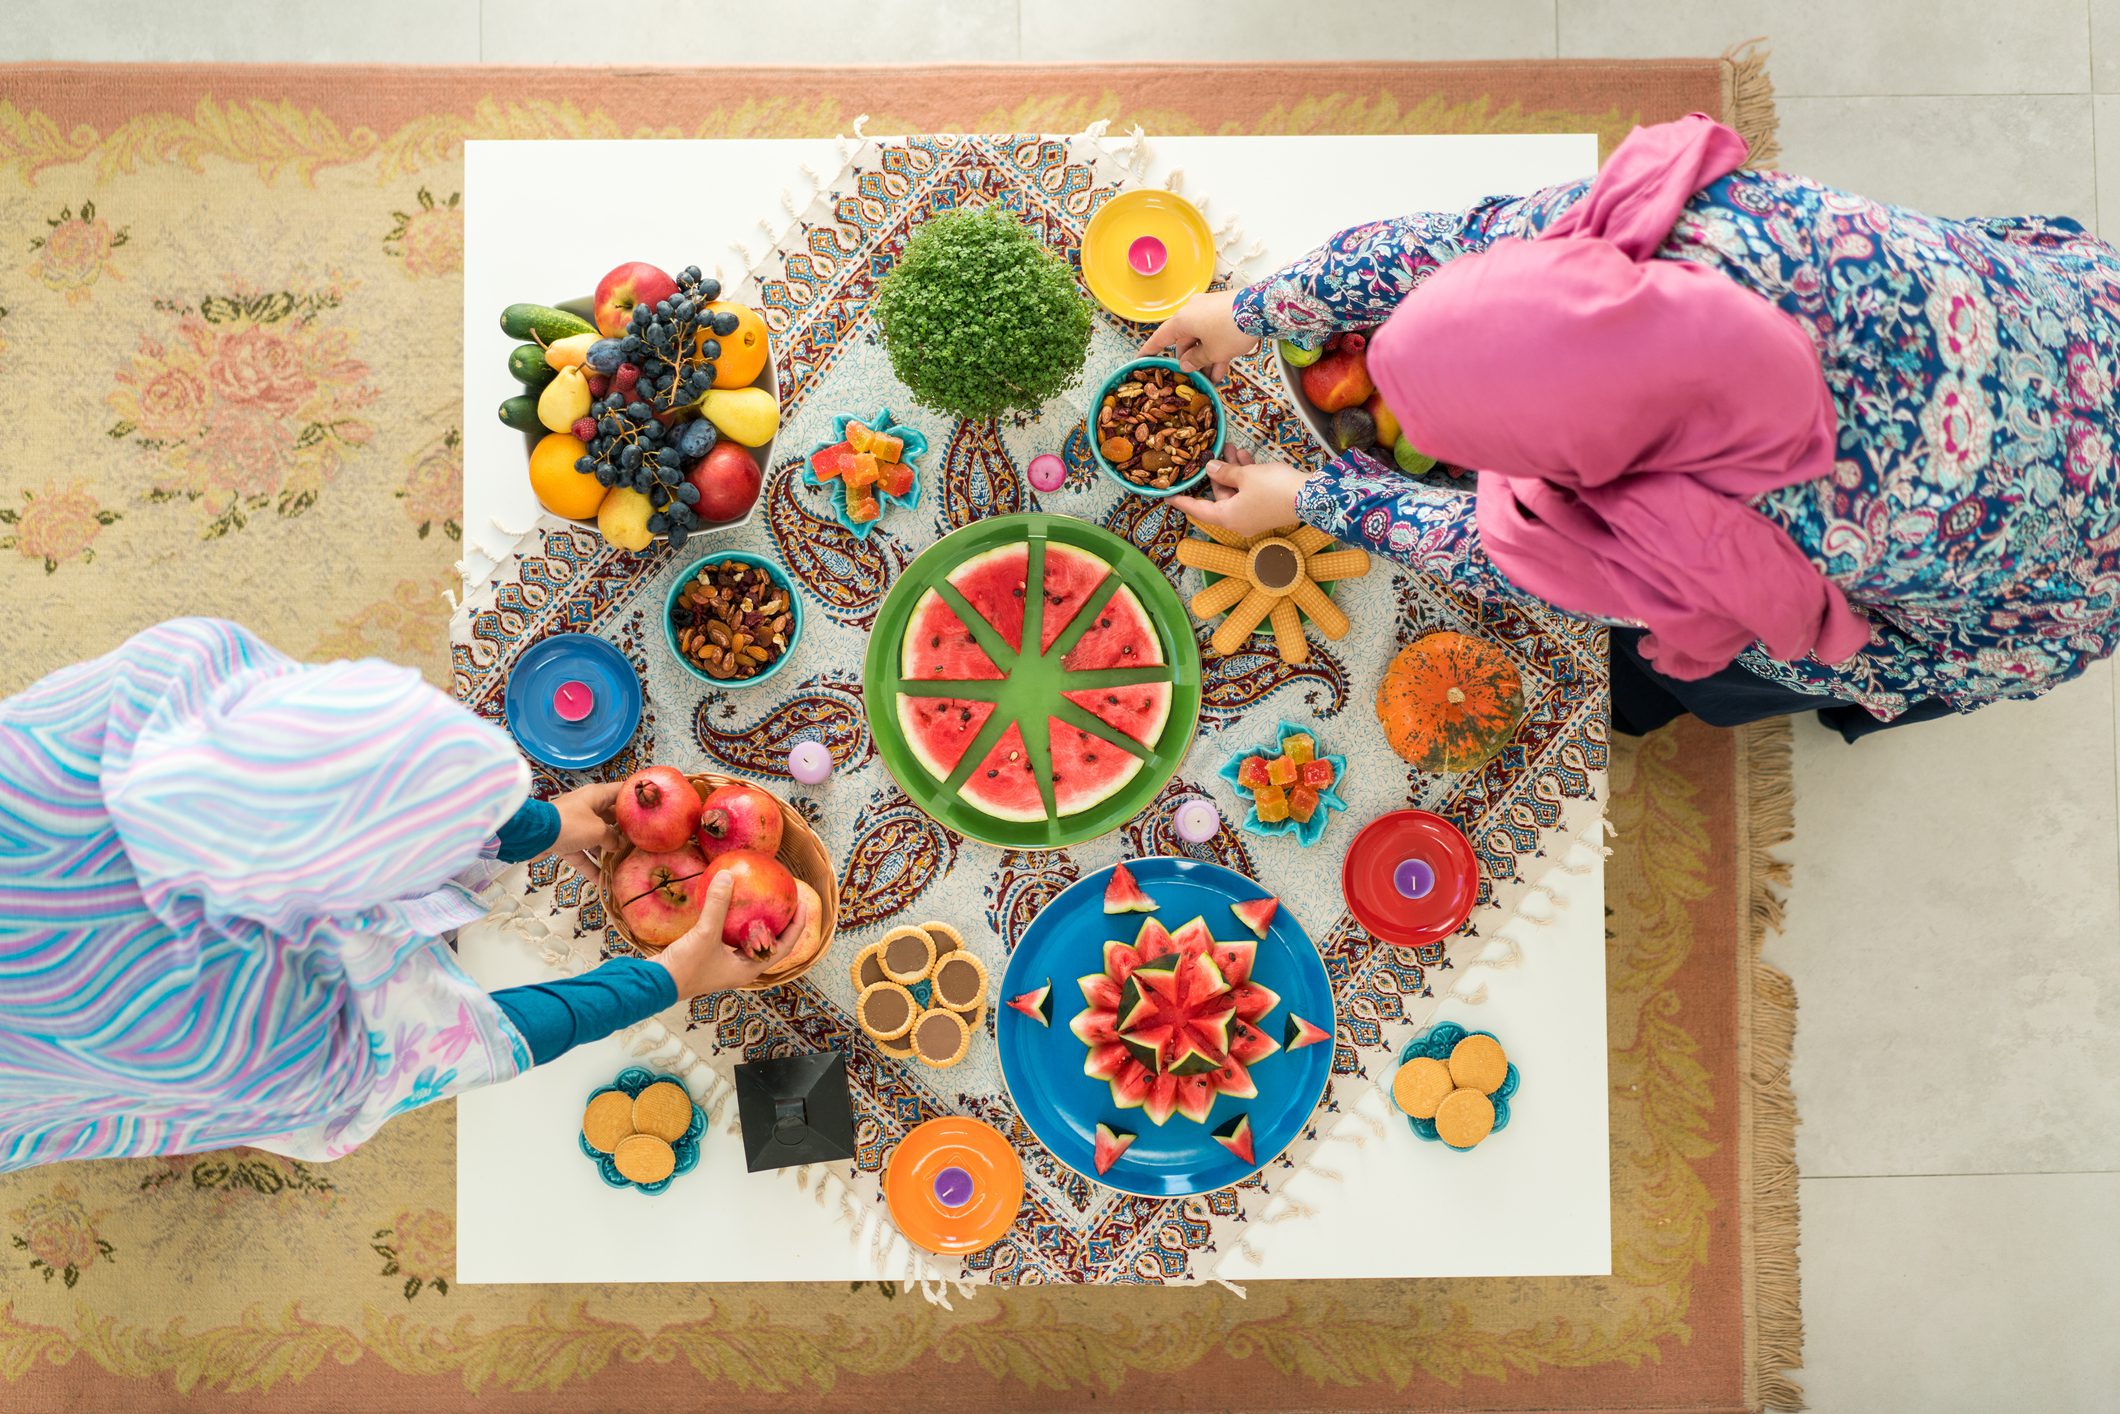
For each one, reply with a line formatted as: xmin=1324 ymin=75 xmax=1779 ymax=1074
xmin=1027 ymin=453 xmax=1067 ymax=493
xmin=787 ymin=741 xmax=833 ymax=785
xmin=1174 ymin=797 xmax=1221 ymax=843
xmin=1394 ymin=856 xmax=1437 ymax=900
xmin=932 ymin=1165 xmax=974 ymax=1209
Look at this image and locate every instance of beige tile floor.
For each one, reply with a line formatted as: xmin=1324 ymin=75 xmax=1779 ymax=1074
xmin=10 ymin=3 xmax=2120 ymax=1409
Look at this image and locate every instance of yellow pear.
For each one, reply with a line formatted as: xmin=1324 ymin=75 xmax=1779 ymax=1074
xmin=700 ymin=386 xmax=780 ymax=447
xmin=597 ymin=486 xmax=656 ymax=552
xmin=537 ymin=365 xmax=591 ymax=432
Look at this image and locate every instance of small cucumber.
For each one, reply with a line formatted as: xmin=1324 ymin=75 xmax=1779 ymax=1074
xmin=498 ymin=394 xmax=543 ymax=433
xmin=500 ymin=302 xmax=596 ymax=342
xmin=508 ymin=343 xmax=557 ymax=389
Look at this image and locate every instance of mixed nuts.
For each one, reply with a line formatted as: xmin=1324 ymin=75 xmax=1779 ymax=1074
xmin=1097 ymin=366 xmax=1217 ymax=489
xmin=672 ymin=560 xmax=793 ymax=680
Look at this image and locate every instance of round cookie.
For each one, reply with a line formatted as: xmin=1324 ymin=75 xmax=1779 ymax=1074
xmin=1433 ymin=1088 xmax=1496 ymax=1149
xmin=919 ymin=921 xmax=965 ymax=958
xmin=631 ymin=1080 xmax=693 ymax=1142
xmin=878 ymin=925 xmax=936 ymax=984
xmin=931 ymin=951 xmax=987 ymax=1013
xmin=1390 ymin=1056 xmax=1454 ymax=1119
xmin=612 ymin=1133 xmax=677 ymax=1184
xmin=848 ymin=944 xmax=887 ymax=993
xmin=909 ymin=1008 xmax=971 ymax=1068
xmin=1447 ymin=1034 xmax=1509 ymax=1095
xmin=857 ymin=981 xmax=918 ymax=1041
xmin=581 ymin=1090 xmax=635 ymax=1154
xmin=873 ymin=1028 xmax=918 ymax=1059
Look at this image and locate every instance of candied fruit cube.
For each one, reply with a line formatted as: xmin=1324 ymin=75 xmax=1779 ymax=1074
xmin=878 ymin=458 xmax=914 ymax=498
xmin=1266 ymin=756 xmax=1297 ymax=787
xmin=1298 ymin=759 xmax=1336 ymax=788
xmin=1282 ymin=732 xmax=1316 ymax=765
xmin=1255 ymin=790 xmax=1291 ymax=824
xmin=1236 ymin=755 xmax=1272 ymax=789
xmin=1289 ymin=785 xmax=1320 ymax=823
xmin=845 ymin=420 xmax=875 ymax=453
xmin=844 ymin=452 xmax=881 ymax=490
xmin=869 ymin=429 xmax=905 ymax=461
xmin=846 ymin=485 xmax=882 ymax=524
xmin=808 ymin=442 xmax=856 ymax=482
xmin=1252 ymin=783 xmax=1285 ymax=807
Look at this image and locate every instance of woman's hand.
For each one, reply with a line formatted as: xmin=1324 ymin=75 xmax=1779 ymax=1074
xmin=651 ymin=872 xmax=817 ymax=999
xmin=541 ymin=781 xmax=622 ymax=881
xmin=1139 ymin=289 xmax=1259 ymax=383
xmin=1167 ymin=448 xmax=1315 ymax=540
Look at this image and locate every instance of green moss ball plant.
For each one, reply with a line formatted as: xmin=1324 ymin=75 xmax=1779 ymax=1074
xmin=873 ymin=205 xmax=1094 ymax=421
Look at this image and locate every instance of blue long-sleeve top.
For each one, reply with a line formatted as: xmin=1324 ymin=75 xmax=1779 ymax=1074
xmin=1233 ymin=171 xmax=2120 ymax=723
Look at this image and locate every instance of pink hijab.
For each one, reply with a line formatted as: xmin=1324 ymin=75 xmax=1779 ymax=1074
xmin=1368 ymin=114 xmax=1871 ymax=680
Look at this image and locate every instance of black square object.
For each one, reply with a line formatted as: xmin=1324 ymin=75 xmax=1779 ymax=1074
xmin=733 ymin=1050 xmax=856 ymax=1172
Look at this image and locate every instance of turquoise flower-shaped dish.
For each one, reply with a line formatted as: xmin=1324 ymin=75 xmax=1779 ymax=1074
xmin=1216 ymin=718 xmax=1349 ymax=848
xmin=801 ymin=408 xmax=927 ymax=539
xmin=1394 ymin=1023 xmax=1520 ymax=1150
xmin=577 ymin=1067 xmax=704 ymax=1195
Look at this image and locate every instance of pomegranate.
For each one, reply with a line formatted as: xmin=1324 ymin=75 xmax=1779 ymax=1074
xmin=614 ymin=765 xmax=703 ymax=852
xmin=698 ymin=849 xmax=798 ymax=955
xmin=612 ymin=845 xmax=709 ymax=946
xmin=695 ymin=782 xmax=785 ymax=861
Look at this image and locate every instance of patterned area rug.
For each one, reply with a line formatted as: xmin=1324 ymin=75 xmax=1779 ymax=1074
xmin=0 ymin=58 xmax=1800 ymax=1412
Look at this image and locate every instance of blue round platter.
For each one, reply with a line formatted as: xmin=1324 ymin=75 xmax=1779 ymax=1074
xmin=502 ymin=632 xmax=642 ymax=770
xmin=1394 ymin=1023 xmax=1519 ymax=1149
xmin=1215 ymin=718 xmax=1349 ymax=849
xmin=800 ymin=407 xmax=927 ymax=539
xmin=997 ymin=857 xmax=1335 ymax=1198
xmin=578 ymin=1067 xmax=705 ymax=1195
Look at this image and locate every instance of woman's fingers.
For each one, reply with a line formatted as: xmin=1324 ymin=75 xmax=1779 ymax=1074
xmin=577 ymin=780 xmax=622 ymax=819
xmin=1167 ymin=492 xmax=1221 ymax=524
xmin=559 ymin=850 xmax=601 ymax=883
xmin=689 ymin=870 xmax=736 ymax=944
xmin=1139 ymin=315 xmax=1188 ymax=358
xmin=1205 ymin=458 xmax=1247 ymax=489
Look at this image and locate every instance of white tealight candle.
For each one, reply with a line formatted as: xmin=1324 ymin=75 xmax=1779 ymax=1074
xmin=787 ymin=740 xmax=832 ymax=785
xmin=1174 ymin=797 xmax=1222 ymax=843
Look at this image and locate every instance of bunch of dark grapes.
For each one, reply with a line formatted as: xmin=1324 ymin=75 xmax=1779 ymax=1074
xmin=573 ymin=266 xmax=745 ymax=549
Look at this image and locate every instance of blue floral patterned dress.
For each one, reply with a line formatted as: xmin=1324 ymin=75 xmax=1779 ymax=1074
xmin=1235 ymin=173 xmax=2120 ymax=721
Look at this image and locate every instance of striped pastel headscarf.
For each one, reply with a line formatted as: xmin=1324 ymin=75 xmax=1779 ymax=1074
xmin=0 ymin=617 xmax=532 ymax=1171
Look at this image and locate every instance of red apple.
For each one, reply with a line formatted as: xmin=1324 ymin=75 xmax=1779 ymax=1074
xmin=698 ymin=849 xmax=798 ymax=955
xmin=614 ymin=765 xmax=703 ymax=851
xmin=696 ymin=782 xmax=784 ymax=861
xmin=593 ymin=261 xmax=680 ymax=339
xmin=612 ymin=845 xmax=709 ymax=946
xmin=685 ymin=441 xmax=762 ymax=523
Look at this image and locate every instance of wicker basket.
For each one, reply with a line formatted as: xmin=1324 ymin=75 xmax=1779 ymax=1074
xmin=599 ymin=772 xmax=838 ymax=991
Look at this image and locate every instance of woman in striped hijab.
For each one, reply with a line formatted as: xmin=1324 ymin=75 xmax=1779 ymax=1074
xmin=0 ymin=617 xmax=809 ymax=1172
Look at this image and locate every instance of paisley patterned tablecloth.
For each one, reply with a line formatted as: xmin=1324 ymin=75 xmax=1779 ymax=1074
xmin=453 ymin=134 xmax=1608 ymax=1285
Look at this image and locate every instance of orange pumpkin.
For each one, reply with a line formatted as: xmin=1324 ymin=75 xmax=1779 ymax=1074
xmin=1377 ymin=631 xmax=1525 ymax=772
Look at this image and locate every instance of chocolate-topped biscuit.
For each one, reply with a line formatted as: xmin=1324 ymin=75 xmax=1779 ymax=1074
xmin=910 ymin=1008 xmax=971 ymax=1068
xmin=857 ymin=980 xmax=918 ymax=1040
xmin=848 ymin=944 xmax=887 ymax=993
xmin=878 ymin=925 xmax=936 ymax=984
xmin=932 ymin=952 xmax=987 ymax=1012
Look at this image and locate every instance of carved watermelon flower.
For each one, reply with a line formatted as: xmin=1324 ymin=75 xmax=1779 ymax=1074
xmin=0 ymin=480 xmax=120 ymax=573
xmin=373 ymin=1207 xmax=453 ymax=1300
xmin=29 ymin=200 xmax=127 ymax=305
xmin=385 ymin=188 xmax=464 ymax=278
xmin=9 ymin=1184 xmax=114 ymax=1287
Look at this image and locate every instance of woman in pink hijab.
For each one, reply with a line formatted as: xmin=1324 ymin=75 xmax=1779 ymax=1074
xmin=1147 ymin=115 xmax=2120 ymax=738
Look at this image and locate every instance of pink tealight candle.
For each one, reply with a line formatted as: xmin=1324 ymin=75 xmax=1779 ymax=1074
xmin=1174 ymin=797 xmax=1221 ymax=843
xmin=1128 ymin=234 xmax=1168 ymax=277
xmin=787 ymin=741 xmax=833 ymax=785
xmin=1027 ymin=453 xmax=1067 ymax=492
xmin=551 ymin=679 xmax=595 ymax=722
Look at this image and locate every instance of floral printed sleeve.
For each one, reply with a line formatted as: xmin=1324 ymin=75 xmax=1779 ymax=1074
xmin=1232 ymin=179 xmax=1591 ymax=346
xmin=1294 ymin=451 xmax=1556 ymax=612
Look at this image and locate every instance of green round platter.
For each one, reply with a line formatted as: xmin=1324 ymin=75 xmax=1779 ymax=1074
xmin=864 ymin=512 xmax=1203 ymax=849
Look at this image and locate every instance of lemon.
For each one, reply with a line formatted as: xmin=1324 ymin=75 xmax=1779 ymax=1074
xmin=528 ymin=433 xmax=606 ymax=519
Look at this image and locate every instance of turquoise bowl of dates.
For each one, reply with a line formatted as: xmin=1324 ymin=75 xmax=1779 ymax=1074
xmin=1396 ymin=1024 xmax=1519 ymax=1149
xmin=578 ymin=1067 xmax=704 ymax=1195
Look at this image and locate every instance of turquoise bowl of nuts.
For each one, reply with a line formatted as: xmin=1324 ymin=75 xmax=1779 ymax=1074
xmin=1088 ymin=356 xmax=1226 ymax=499
xmin=665 ymin=551 xmax=805 ymax=689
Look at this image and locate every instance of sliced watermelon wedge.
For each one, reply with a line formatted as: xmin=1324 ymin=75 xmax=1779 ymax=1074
xmin=896 ymin=695 xmax=997 ymax=782
xmin=1061 ymin=684 xmax=1171 ymax=750
xmin=1211 ymin=1112 xmax=1256 ymax=1166
xmin=946 ymin=544 xmax=1029 ymax=653
xmin=1039 ymin=544 xmax=1113 ymax=653
xmin=1103 ymin=861 xmax=1157 ymax=914
xmin=1006 ymin=982 xmax=1054 ymax=1026
xmin=1283 ymin=1012 xmax=1331 ymax=1051
xmin=1092 ymin=1121 xmax=1136 ymax=1176
xmin=1230 ymin=895 xmax=1279 ymax=939
xmin=959 ymin=722 xmax=1042 ymax=823
xmin=901 ymin=589 xmax=1004 ymax=681
xmin=1061 ymin=582 xmax=1165 ymax=671
xmin=1049 ymin=716 xmax=1144 ymax=817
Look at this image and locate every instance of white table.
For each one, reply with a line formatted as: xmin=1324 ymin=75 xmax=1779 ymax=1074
xmin=456 ymin=132 xmax=1609 ymax=1286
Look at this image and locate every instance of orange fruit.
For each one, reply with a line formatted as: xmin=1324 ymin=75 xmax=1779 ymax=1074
xmin=702 ymin=301 xmax=770 ymax=388
xmin=528 ymin=432 xmax=606 ymax=519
